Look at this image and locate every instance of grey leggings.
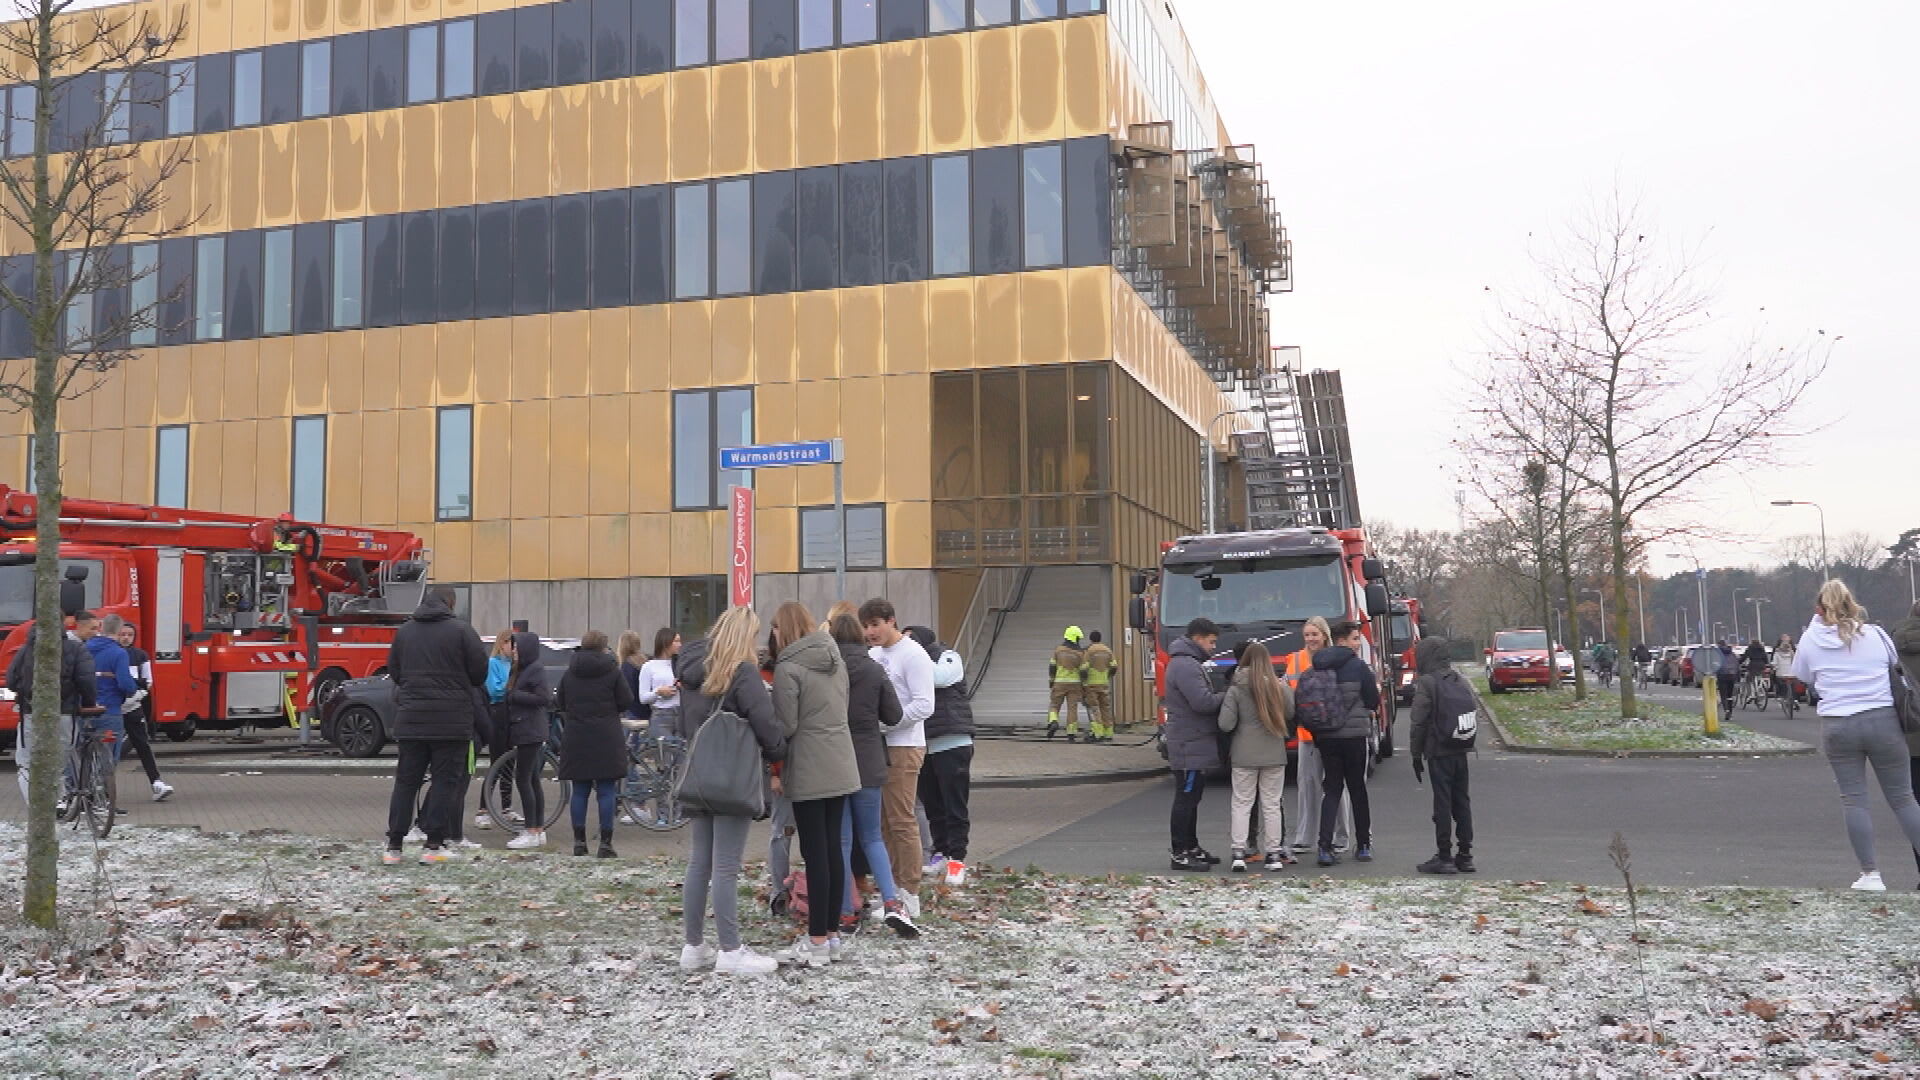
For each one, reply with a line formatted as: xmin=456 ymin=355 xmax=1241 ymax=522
xmin=1821 ymin=707 xmax=1920 ymax=873
xmin=683 ymin=812 xmax=752 ymax=951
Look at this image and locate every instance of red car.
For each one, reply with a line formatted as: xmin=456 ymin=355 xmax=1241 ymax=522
xmin=1483 ymin=628 xmax=1563 ymax=693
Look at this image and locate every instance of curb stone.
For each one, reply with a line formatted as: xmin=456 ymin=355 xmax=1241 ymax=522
xmin=1482 ymin=707 xmax=1815 ymax=758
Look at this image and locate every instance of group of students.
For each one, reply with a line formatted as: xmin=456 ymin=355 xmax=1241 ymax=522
xmin=8 ymin=610 xmax=176 ymax=811
xmin=1158 ymin=614 xmax=1479 ymax=877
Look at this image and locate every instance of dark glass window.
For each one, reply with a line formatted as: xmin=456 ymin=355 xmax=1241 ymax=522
xmin=517 ymin=4 xmax=555 ymax=91
xmin=973 ymin=0 xmax=1013 ymax=26
xmin=715 ymin=0 xmax=751 ymax=61
xmin=751 ymin=0 xmax=795 ymax=59
xmin=842 ymin=0 xmax=878 ymax=43
xmin=555 ymin=0 xmax=593 ymax=85
xmin=673 ymin=184 xmax=710 ymax=299
xmin=1022 ymin=143 xmax=1064 ymax=268
xmin=590 ymin=190 xmax=631 ymax=307
xmin=341 ymin=219 xmax=375 ymax=329
xmin=675 ymin=0 xmax=709 ymax=67
xmin=971 ymin=145 xmax=1020 ymax=274
xmin=5 ymin=86 xmax=33 ymax=157
xmin=552 ymin=194 xmax=590 ymax=312
xmin=61 ymin=251 xmax=94 ymax=348
xmin=1064 ymin=136 xmax=1110 ymax=267
xmin=157 ymin=237 xmax=194 ymax=347
xmin=473 ymin=203 xmax=513 ymax=319
xmin=224 ymin=230 xmax=261 ymax=341
xmin=591 ymin=0 xmax=632 ymax=80
xmin=103 ymin=73 xmax=131 ymax=145
xmin=839 ymin=162 xmax=883 ymax=287
xmin=166 ymin=61 xmax=196 ymax=136
xmin=262 ymin=44 xmax=300 ymax=125
xmin=714 ymin=178 xmax=751 ymax=296
xmin=262 ymin=229 xmax=292 ymax=336
xmin=127 ymin=245 xmax=157 ymax=347
xmin=300 ymin=42 xmax=330 ymax=119
xmin=292 ymin=224 xmax=330 ymax=335
xmin=513 ymin=200 xmax=551 ymax=315
xmin=673 ymin=388 xmax=755 ymax=510
xmin=130 ymin=68 xmax=165 ymax=142
xmin=795 ymin=166 xmax=837 ymax=292
xmin=633 ymin=0 xmax=673 ymax=74
xmin=929 ymin=0 xmax=965 ymax=32
xmin=231 ymin=52 xmax=262 ymax=127
xmin=94 ymin=250 xmax=129 ymax=351
xmin=930 ymin=153 xmax=970 ymax=276
xmin=1020 ymin=0 xmax=1060 ymax=17
xmin=801 ymin=505 xmax=886 ymax=570
xmin=879 ymin=0 xmax=926 ymax=40
xmin=402 ymin=211 xmax=438 ymax=325
xmin=193 ymin=237 xmax=225 ymax=340
xmin=331 ymin=32 xmax=369 ymax=115
xmin=631 ymin=187 xmax=671 ymax=304
xmin=195 ymin=54 xmax=230 ymax=133
xmin=670 ymin=577 xmax=727 ymax=639
xmin=477 ymin=12 xmax=516 ymax=96
xmin=52 ymin=73 xmax=97 ymax=148
xmin=884 ymin=157 xmax=926 ymax=283
xmin=291 ymin=416 xmax=327 ymax=521
xmin=798 ymin=0 xmax=834 ymax=49
xmin=0 ymin=257 xmax=29 ymax=357
xmin=407 ymin=26 xmax=439 ymax=104
xmin=438 ymin=208 xmax=476 ymax=321
xmin=443 ymin=20 xmax=476 ymax=98
xmin=155 ymin=426 xmax=189 ymax=507
xmin=436 ymin=406 xmax=473 ymax=521
xmin=368 ymin=28 xmax=407 ymax=111
xmin=752 ymin=171 xmax=796 ymax=294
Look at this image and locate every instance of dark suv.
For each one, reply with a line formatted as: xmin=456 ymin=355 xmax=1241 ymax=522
xmin=320 ymin=638 xmax=576 ymax=758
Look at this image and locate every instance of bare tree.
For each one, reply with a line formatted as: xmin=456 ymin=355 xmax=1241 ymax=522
xmin=1830 ymin=531 xmax=1886 ymax=574
xmin=1485 ymin=193 xmax=1829 ymax=722
xmin=1369 ymin=520 xmax=1457 ymax=630
xmin=1 ymin=0 xmax=191 ymax=931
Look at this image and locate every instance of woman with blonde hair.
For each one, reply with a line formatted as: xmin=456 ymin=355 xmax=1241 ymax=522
xmin=1219 ymin=640 xmax=1294 ymax=872
xmin=768 ymin=601 xmax=860 ymax=968
xmin=1287 ymin=616 xmax=1351 ymax=856
xmin=1789 ymin=580 xmax=1920 ymax=892
xmin=673 ymin=607 xmax=787 ymax=975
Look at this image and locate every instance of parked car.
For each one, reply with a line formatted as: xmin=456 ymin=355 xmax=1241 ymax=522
xmin=320 ymin=637 xmax=578 ymax=758
xmin=1484 ymin=628 xmax=1563 ymax=694
xmin=1651 ymin=646 xmax=1683 ymax=684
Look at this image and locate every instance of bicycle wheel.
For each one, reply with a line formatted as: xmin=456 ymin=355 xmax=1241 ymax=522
xmin=84 ymin=741 xmax=114 ymax=839
xmin=481 ymin=752 xmax=522 ymax=831
xmin=619 ymin=737 xmax=688 ymax=832
xmin=483 ymin=748 xmax=566 ymax=831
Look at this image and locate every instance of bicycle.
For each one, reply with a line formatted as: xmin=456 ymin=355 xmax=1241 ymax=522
xmin=1739 ymin=671 xmax=1772 ymax=712
xmin=1595 ymin=662 xmax=1615 ymax=689
xmin=618 ymin=723 xmax=688 ymax=832
xmin=481 ymin=713 xmax=567 ymax=832
xmin=59 ymin=714 xmax=118 ymax=840
xmin=1635 ymin=662 xmax=1652 ymax=691
xmin=1778 ymin=674 xmax=1800 ymax=720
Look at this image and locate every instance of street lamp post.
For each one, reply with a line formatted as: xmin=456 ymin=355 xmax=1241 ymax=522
xmin=1732 ymin=587 xmax=1747 ymax=642
xmin=1635 ymin=574 xmax=1648 ymax=644
xmin=1748 ymin=596 xmax=1770 ymax=642
xmin=1668 ymin=554 xmax=1708 ymax=643
xmin=1203 ymin=407 xmax=1258 ymax=535
xmin=1582 ymin=587 xmax=1609 ymax=645
xmin=1771 ymin=500 xmax=1828 ymax=581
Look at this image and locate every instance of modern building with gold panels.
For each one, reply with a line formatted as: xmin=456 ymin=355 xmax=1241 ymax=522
xmin=1 ymin=0 xmax=1289 ymax=727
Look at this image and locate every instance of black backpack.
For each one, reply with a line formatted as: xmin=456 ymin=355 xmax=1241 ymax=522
xmin=1428 ymin=671 xmax=1479 ymax=749
xmin=1293 ymin=666 xmax=1346 ymax=739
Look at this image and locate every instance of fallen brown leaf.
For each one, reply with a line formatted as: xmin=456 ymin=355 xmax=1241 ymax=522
xmin=1576 ymin=897 xmax=1610 ymax=916
xmin=1742 ymin=998 xmax=1779 ymax=1022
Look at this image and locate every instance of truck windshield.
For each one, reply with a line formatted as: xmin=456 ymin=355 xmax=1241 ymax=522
xmin=1388 ymin=614 xmax=1413 ymax=646
xmin=1160 ymin=555 xmax=1345 ymax=629
xmin=0 ymin=559 xmax=106 ymax=624
xmin=1495 ymin=631 xmax=1549 ymax=651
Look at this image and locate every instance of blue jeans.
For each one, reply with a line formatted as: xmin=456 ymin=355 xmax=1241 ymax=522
xmin=89 ymin=712 xmax=126 ymax=766
xmin=570 ymin=779 xmax=619 ymax=835
xmin=841 ymin=785 xmax=895 ymax=914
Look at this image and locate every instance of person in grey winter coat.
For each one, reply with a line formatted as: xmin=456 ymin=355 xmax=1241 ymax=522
xmin=383 ymin=587 xmax=488 ymax=862
xmin=1163 ymin=618 xmax=1224 ymax=872
xmin=1310 ymin=621 xmax=1381 ymax=865
xmin=1217 ymin=640 xmax=1293 ymax=872
xmin=769 ymin=603 xmax=860 ymax=967
xmin=1408 ymin=639 xmax=1478 ymax=875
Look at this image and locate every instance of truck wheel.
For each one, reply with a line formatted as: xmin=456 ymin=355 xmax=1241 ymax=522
xmin=334 ymin=706 xmax=386 ymax=759
xmin=310 ymin=668 xmax=349 ymax=710
xmin=163 ymin=718 xmax=198 ymax=742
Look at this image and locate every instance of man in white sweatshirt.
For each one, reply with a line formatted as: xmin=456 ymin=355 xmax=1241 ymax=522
xmin=861 ymin=597 xmax=935 ymax=909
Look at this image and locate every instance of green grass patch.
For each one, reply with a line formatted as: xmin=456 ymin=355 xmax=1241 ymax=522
xmin=1476 ymin=678 xmax=1801 ymax=751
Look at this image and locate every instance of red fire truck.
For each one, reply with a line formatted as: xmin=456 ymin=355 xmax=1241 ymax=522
xmin=1127 ymin=525 xmax=1398 ymax=758
xmin=0 ymin=485 xmax=427 ymax=750
xmin=1388 ymin=596 xmax=1423 ymax=705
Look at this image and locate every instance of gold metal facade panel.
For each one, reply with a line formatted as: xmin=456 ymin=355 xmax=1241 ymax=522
xmin=757 ymin=508 xmax=796 ymax=574
xmin=792 ymin=51 xmax=838 ymax=169
xmin=882 ymin=282 xmax=927 ymax=375
xmin=1016 ymin=22 xmax=1064 ymax=144
xmin=836 ymin=46 xmax=882 ymax=162
xmin=752 ymin=60 xmax=795 ymax=173
xmin=1019 ymin=270 xmax=1068 ymax=365
xmin=324 ymin=412 xmax=362 ymax=523
xmin=627 ymin=307 xmax=670 ymax=392
xmin=888 ymin=500 xmax=931 ymax=569
xmin=364 ymin=112 xmax=401 ymax=216
xmin=1061 ymin=14 xmax=1106 ymax=138
xmin=194 ymin=134 xmax=230 ymax=232
xmin=200 ymin=0 xmax=233 ymax=51
xmin=972 ymin=27 xmax=1016 ymax=148
xmin=509 ymin=316 xmax=551 ymax=400
xmin=397 ymin=325 xmax=437 ymax=406
xmin=217 ymin=422 xmax=257 ymax=515
xmin=474 ymin=98 xmax=514 ymax=203
xmin=303 ymin=0 xmax=336 ymax=37
xmin=509 ymin=518 xmax=550 ymax=579
xmin=547 ymin=396 xmax=591 ymax=518
xmin=339 ymin=0 xmax=369 ymax=32
xmin=587 ymin=83 xmax=630 ymax=192
xmin=396 ymin=407 xmax=435 ymax=521
xmin=668 ymin=302 xmax=713 ymax=388
xmin=509 ymin=399 xmax=551 ymax=517
xmin=400 ymin=106 xmax=441 ymax=213
xmin=667 ymin=69 xmax=711 ymax=182
xmin=434 ymin=521 xmax=472 ymax=583
xmin=254 ymin=341 xmax=291 ymax=418
xmin=793 ymin=291 xmax=839 ymax=381
xmin=188 ymin=344 xmax=224 ymax=421
xmin=255 ymin=422 xmax=290 ymax=513
xmin=334 ymin=332 xmax=372 ymax=413
xmin=548 ymin=311 xmax=590 ymax=398
xmin=404 ymin=0 xmax=440 ymax=25
xmin=221 ymin=342 xmax=258 ymax=419
xmin=668 ymin=512 xmax=713 ymax=577
xmin=469 ymin=519 xmax=510 ymax=582
xmin=884 ymin=374 xmax=931 ymax=503
xmin=1067 ymin=266 xmax=1111 ymax=361
xmin=365 ymin=412 xmax=407 ymax=526
xmin=587 ymin=515 xmax=628 ymax=579
xmin=627 ymin=393 xmax=670 ymax=508
xmin=752 ymin=381 xmax=795 ymax=506
xmin=879 ymin=41 xmax=926 ymax=159
xmin=751 ymin=294 xmax=796 ymax=385
xmin=710 ymin=64 xmax=752 ymax=178
xmin=437 ymin=99 xmax=477 ymax=205
xmin=586 ymin=308 xmax=629 ymax=396
xmin=510 ymin=92 xmax=552 ymax=201
xmin=551 ymin=86 xmax=593 ymax=194
xmin=232 ymin=0 xmax=265 ymax=49
xmin=710 ymin=297 xmax=753 ymax=385
xmin=926 ymin=277 xmax=974 ymax=370
xmin=973 ymin=274 xmax=1018 ymax=368
xmin=792 ymin=380 xmax=837 ymax=505
xmin=924 ymin=33 xmax=971 ymax=153
xmin=840 ymin=376 xmax=883 ymax=502
xmin=294 ymin=120 xmax=332 ymax=222
xmin=586 ymin=395 xmax=630 ymax=515
xmin=329 ymin=116 xmax=368 ymax=218
xmin=290 ymin=335 xmax=327 ymax=412
xmin=155 ymin=351 xmax=190 ymax=423
xmin=839 ymin=287 xmax=883 ymax=378
xmin=470 ymin=402 xmax=510 ymax=519
xmin=435 ymin=321 xmax=476 ymax=402
xmin=472 ymin=320 xmax=509 ymax=401
xmin=626 ymin=514 xmax=668 ymax=581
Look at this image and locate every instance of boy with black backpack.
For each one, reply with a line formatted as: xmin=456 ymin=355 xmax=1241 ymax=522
xmin=1408 ymin=639 xmax=1479 ymax=874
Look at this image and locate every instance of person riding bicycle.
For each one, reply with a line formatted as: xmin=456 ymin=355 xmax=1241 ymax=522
xmin=1742 ymin=639 xmax=1770 ymax=677
xmin=1590 ymin=641 xmax=1617 ymax=682
xmin=1630 ymin=642 xmax=1653 ymax=678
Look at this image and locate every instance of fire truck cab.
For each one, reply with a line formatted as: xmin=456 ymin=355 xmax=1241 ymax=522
xmin=1128 ymin=525 xmax=1397 ymax=758
xmin=1388 ymin=597 xmax=1423 ymax=705
xmin=0 ymin=486 xmax=426 ymax=751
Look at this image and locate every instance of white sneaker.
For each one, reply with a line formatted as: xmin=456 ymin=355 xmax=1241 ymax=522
xmin=944 ymin=860 xmax=968 ymax=887
xmin=506 ymin=830 xmax=544 ymax=850
xmin=150 ymin=780 xmax=174 ymax=802
xmin=472 ymin=812 xmax=492 ymax=831
xmin=901 ymin=892 xmax=922 ymax=919
xmin=1850 ymin=871 xmax=1886 ymax=893
xmin=449 ymin=838 xmax=483 ymax=852
xmin=827 ymin=935 xmax=849 ymax=963
xmin=923 ymin=852 xmax=947 ymax=877
xmin=777 ymin=938 xmax=831 ymax=969
xmin=679 ymin=943 xmax=718 ymax=972
xmin=405 ymin=828 xmax=426 ymax=847
xmin=618 ymin=809 xmax=640 ymax=826
xmin=714 ymin=946 xmax=777 ymax=976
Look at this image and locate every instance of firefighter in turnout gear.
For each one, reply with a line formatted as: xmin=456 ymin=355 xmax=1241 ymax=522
xmin=1046 ymin=626 xmax=1087 ymax=742
xmin=1080 ymin=631 xmax=1117 ymax=742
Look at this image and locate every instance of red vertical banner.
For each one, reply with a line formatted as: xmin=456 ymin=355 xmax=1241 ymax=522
xmin=729 ymin=485 xmax=754 ymax=609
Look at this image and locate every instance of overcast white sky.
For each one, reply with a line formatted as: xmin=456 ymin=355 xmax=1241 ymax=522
xmin=1181 ymin=0 xmax=1917 ymax=571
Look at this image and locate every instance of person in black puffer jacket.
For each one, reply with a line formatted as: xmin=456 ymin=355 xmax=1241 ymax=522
xmin=1309 ymin=621 xmax=1382 ymax=867
xmin=383 ymin=587 xmax=488 ymax=862
xmin=503 ymin=630 xmax=553 ymax=850
xmin=557 ymin=630 xmax=637 ymax=858
xmin=908 ymin=625 xmax=976 ymax=887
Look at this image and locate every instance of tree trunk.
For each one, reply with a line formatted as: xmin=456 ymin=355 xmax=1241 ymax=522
xmin=1560 ymin=552 xmax=1587 ymax=702
xmin=1533 ymin=494 xmax=1557 ymax=693
xmin=1611 ymin=517 xmax=1637 ymax=721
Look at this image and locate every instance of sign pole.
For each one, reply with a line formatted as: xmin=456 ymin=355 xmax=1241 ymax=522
xmin=831 ymin=438 xmax=846 ymax=602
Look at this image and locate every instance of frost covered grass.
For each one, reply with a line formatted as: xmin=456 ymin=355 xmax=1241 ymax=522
xmin=2 ymin=822 xmax=1916 ymax=1078
xmin=1480 ymin=681 xmax=1806 ymax=753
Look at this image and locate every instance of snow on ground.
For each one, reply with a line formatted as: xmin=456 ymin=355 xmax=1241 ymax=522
xmin=1 ymin=823 xmax=1915 ymax=1078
